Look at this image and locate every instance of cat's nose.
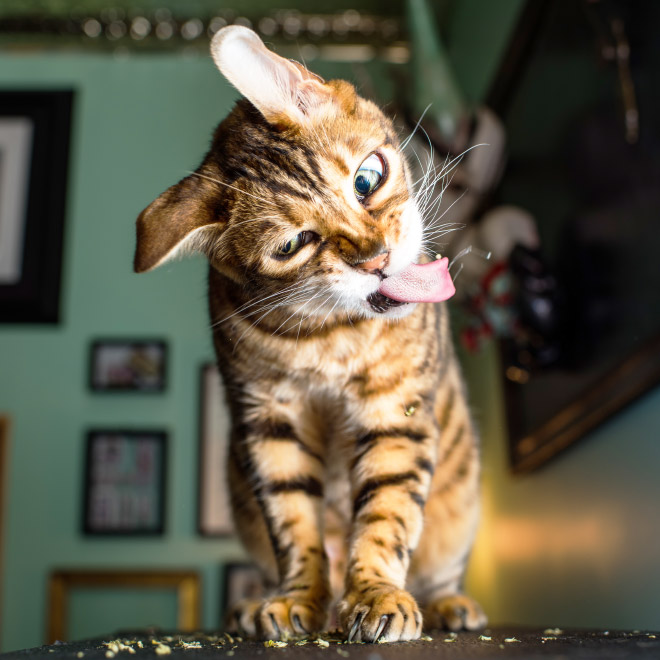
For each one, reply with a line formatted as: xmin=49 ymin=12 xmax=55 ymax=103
xmin=357 ymin=251 xmax=389 ymax=273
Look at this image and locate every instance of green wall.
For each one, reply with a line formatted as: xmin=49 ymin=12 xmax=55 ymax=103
xmin=0 ymin=52 xmax=244 ymax=652
xmin=3 ymin=0 xmax=658 ymax=652
xmin=0 ymin=48 xmax=398 ymax=653
xmin=462 ymin=344 xmax=660 ymax=630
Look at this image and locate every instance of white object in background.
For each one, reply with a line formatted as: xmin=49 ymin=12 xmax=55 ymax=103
xmin=0 ymin=118 xmax=33 ymax=284
xmin=449 ymin=205 xmax=540 ymax=292
xmin=406 ymin=106 xmax=507 ymax=251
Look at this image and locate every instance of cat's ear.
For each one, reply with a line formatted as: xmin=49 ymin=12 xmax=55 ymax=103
xmin=134 ymin=173 xmax=221 ymax=273
xmin=211 ymin=25 xmax=332 ymax=125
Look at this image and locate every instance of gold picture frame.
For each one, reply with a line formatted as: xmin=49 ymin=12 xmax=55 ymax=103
xmin=47 ymin=570 xmax=201 ymax=643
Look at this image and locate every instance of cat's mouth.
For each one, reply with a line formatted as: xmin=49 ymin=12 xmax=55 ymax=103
xmin=365 ymin=258 xmax=456 ymax=314
xmin=376 ymin=258 xmax=456 ymax=304
xmin=367 ymin=291 xmax=408 ymax=313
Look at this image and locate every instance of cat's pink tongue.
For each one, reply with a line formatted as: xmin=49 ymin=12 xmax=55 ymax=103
xmin=378 ymin=257 xmax=455 ymax=303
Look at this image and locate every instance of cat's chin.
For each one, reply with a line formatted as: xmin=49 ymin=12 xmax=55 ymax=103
xmin=364 ymin=292 xmax=417 ymax=319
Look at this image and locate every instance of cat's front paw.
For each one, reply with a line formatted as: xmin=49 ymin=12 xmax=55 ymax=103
xmin=246 ymin=595 xmax=327 ymax=640
xmin=423 ymin=594 xmax=487 ymax=631
xmin=225 ymin=598 xmax=262 ymax=637
xmin=339 ymin=587 xmax=422 ymax=643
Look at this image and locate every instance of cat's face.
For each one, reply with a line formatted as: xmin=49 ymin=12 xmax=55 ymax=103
xmin=134 ymin=27 xmax=427 ymax=322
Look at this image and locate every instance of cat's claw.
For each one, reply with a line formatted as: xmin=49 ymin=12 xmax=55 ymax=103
xmin=292 ymin=614 xmax=308 ymax=635
xmin=256 ymin=596 xmax=326 ymax=640
xmin=225 ymin=598 xmax=262 ymax=637
xmin=348 ymin=613 xmax=365 ymax=642
xmin=340 ymin=587 xmax=422 ymax=643
xmin=423 ymin=594 xmax=487 ymax=632
xmin=374 ymin=615 xmax=389 ymax=642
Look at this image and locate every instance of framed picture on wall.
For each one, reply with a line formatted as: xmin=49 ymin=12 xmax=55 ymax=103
xmin=82 ymin=430 xmax=167 ymax=535
xmin=487 ymin=0 xmax=660 ymax=473
xmin=198 ymin=363 xmax=234 ymax=536
xmin=0 ymin=90 xmax=73 ymax=323
xmin=89 ymin=339 xmax=168 ymax=392
xmin=47 ymin=569 xmax=200 ymax=643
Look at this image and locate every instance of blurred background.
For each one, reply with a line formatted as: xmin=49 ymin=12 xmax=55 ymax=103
xmin=1 ymin=0 xmax=659 ymax=652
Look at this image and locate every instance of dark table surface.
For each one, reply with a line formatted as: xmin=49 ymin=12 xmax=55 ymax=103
xmin=2 ymin=627 xmax=659 ymax=660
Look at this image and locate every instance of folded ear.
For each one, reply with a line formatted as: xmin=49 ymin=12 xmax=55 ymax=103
xmin=134 ymin=174 xmax=222 ymax=273
xmin=211 ymin=25 xmax=333 ymax=125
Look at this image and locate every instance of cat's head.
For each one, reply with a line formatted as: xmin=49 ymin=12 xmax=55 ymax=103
xmin=134 ymin=26 xmax=429 ymax=321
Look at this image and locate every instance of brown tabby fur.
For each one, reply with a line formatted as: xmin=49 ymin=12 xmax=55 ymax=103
xmin=134 ymin=28 xmax=485 ymax=643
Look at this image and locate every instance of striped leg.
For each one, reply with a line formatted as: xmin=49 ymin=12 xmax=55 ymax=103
xmin=337 ymin=427 xmax=436 ymax=642
xmin=229 ymin=413 xmax=330 ymax=639
xmin=408 ymin=379 xmax=486 ymax=632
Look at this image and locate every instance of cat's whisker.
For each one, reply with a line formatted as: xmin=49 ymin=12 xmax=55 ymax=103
xmin=212 ymin=280 xmax=309 ymax=326
xmin=216 ymin=289 xmax=315 ymax=335
xmin=232 ymin=288 xmax=311 ymax=347
xmin=448 ymin=244 xmax=492 ymax=272
xmin=246 ymin=288 xmax=317 ymax=326
xmin=399 ymin=103 xmax=433 ymax=152
xmin=419 ymin=167 xmax=466 ymax=228
xmin=424 ymin=220 xmax=465 ymax=233
xmin=264 ymin=285 xmax=325 ymax=335
xmin=234 ymin=294 xmax=309 ymax=329
xmin=302 ymin=292 xmax=336 ymax=337
xmin=416 ymin=159 xmax=453 ymax=210
xmin=411 ymin=159 xmax=436 ymax=210
xmin=451 ymin=262 xmax=464 ymax=281
xmin=420 ymin=246 xmax=440 ymax=261
xmin=417 ymin=122 xmax=435 ymax=162
xmin=318 ymin=295 xmax=343 ymax=332
xmin=422 ymin=193 xmax=467 ymax=233
xmin=407 ymin=145 xmax=424 ymax=174
xmin=227 ymin=214 xmax=284 ymax=231
xmin=188 ymin=171 xmax=275 ymax=206
xmin=296 ymin=289 xmax=334 ymax=345
xmin=410 ymin=146 xmax=435 ymax=195
xmin=414 ymin=159 xmax=448 ymax=218
xmin=424 ymin=193 xmax=460 ymax=227
xmin=434 ymin=142 xmax=488 ymax=183
xmin=264 ymin=287 xmax=327 ymax=342
xmin=423 ymin=225 xmax=465 ymax=243
xmin=309 ymin=288 xmax=338 ymax=324
xmin=449 ymin=245 xmax=493 ymax=275
xmin=415 ymin=143 xmax=486 ymax=221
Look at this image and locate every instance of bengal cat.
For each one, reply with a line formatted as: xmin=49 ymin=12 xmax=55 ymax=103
xmin=134 ymin=26 xmax=485 ymax=643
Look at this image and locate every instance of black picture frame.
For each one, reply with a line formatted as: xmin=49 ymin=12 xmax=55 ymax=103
xmin=487 ymin=0 xmax=660 ymax=472
xmin=0 ymin=90 xmax=74 ymax=323
xmin=89 ymin=339 xmax=168 ymax=392
xmin=82 ymin=429 xmax=167 ymax=536
xmin=198 ymin=363 xmax=234 ymax=536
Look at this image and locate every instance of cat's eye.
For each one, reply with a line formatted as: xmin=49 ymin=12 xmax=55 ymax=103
xmin=354 ymin=153 xmax=385 ymax=199
xmin=274 ymin=231 xmax=315 ymax=259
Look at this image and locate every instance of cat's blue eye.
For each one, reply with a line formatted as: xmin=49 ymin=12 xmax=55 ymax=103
xmin=275 ymin=231 xmax=314 ymax=258
xmin=354 ymin=153 xmax=385 ymax=199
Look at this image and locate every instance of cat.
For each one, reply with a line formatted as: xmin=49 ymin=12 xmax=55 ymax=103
xmin=134 ymin=25 xmax=485 ymax=643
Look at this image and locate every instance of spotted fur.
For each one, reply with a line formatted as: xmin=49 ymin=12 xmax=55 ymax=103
xmin=134 ymin=26 xmax=485 ymax=642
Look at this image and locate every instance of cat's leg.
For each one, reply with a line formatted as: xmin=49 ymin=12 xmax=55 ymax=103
xmin=227 ymin=400 xmax=330 ymax=640
xmin=407 ymin=377 xmax=487 ymax=632
xmin=337 ymin=420 xmax=438 ymax=642
xmin=223 ymin=451 xmax=276 ymax=636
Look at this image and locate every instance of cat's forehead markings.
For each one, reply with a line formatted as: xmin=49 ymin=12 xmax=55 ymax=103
xmin=325 ymin=151 xmax=351 ymax=177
